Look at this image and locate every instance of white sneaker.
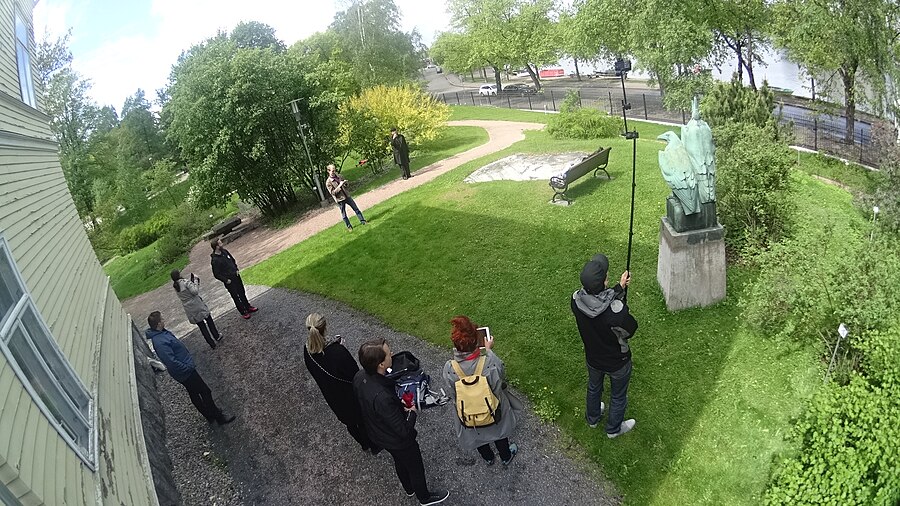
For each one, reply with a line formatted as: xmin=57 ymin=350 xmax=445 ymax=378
xmin=607 ymin=419 xmax=636 ymax=439
xmin=587 ymin=402 xmax=606 ymax=428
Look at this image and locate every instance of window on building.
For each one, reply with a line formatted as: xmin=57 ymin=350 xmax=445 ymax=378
xmin=0 ymin=237 xmax=94 ymax=468
xmin=14 ymin=13 xmax=35 ymax=107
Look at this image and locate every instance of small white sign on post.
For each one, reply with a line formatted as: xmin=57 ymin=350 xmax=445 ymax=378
xmin=838 ymin=323 xmax=849 ymax=339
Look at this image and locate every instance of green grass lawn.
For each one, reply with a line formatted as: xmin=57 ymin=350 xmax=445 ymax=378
xmin=339 ymin=125 xmax=489 ymax=195
xmin=104 ymin=240 xmax=189 ymax=300
xmin=242 ymin=122 xmax=856 ymax=503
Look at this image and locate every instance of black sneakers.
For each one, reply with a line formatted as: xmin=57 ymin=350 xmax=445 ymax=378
xmin=419 ymin=491 xmax=449 ymax=506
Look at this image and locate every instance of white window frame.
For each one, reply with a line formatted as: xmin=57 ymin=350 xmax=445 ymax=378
xmin=0 ymin=236 xmax=95 ymax=469
xmin=13 ymin=11 xmax=35 ymax=108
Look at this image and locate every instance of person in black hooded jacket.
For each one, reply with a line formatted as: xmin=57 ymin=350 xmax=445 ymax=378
xmin=303 ymin=313 xmax=372 ymax=451
xmin=571 ymin=253 xmax=638 ymax=439
xmin=210 ymin=238 xmax=257 ymax=319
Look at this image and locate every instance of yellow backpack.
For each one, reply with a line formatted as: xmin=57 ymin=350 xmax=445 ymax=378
xmin=450 ymin=354 xmax=500 ymax=427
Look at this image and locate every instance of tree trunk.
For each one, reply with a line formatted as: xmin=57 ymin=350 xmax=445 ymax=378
xmin=525 ymin=64 xmax=542 ymax=91
xmin=743 ymin=33 xmax=757 ymax=90
xmin=735 ymin=40 xmax=744 ymax=83
xmin=493 ymin=66 xmax=502 ymax=91
xmin=481 ymin=66 xmax=488 ymax=81
xmin=574 ymin=58 xmax=581 ymax=82
xmin=841 ymin=65 xmax=858 ymax=144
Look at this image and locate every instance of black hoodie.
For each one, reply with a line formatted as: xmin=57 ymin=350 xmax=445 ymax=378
xmin=211 ymin=247 xmax=240 ymax=283
xmin=571 ymin=284 xmax=638 ymax=371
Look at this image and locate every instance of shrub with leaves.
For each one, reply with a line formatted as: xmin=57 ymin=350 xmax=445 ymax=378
xmin=765 ymin=326 xmax=900 ymax=506
xmin=338 ymin=84 xmax=449 ymax=171
xmin=155 ymin=203 xmax=218 ymax=264
xmin=861 ymin=123 xmax=900 ymax=232
xmin=118 ymin=210 xmax=173 ymax=253
xmin=713 ymin=122 xmax=795 ymax=255
xmin=547 ymin=91 xmax=621 ymax=140
xmin=702 ymin=76 xmax=786 ymax=140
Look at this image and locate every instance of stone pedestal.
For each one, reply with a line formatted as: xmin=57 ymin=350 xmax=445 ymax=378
xmin=657 ymin=217 xmax=726 ymax=311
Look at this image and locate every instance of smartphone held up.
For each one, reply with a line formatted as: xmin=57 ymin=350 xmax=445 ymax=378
xmin=476 ymin=326 xmax=493 ymax=348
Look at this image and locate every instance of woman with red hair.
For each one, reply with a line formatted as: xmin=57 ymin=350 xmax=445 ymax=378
xmin=442 ymin=315 xmax=521 ymax=466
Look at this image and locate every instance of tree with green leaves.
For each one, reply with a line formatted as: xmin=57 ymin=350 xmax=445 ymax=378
xmin=701 ymin=0 xmax=770 ymax=90
xmin=448 ymin=0 xmax=559 ymax=91
xmin=119 ymin=89 xmax=167 ymax=171
xmin=773 ymin=0 xmax=900 ymax=143
xmin=165 ymin=25 xmax=342 ymax=216
xmin=329 ymin=0 xmax=423 ymax=87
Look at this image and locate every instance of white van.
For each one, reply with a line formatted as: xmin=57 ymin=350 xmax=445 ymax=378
xmin=479 ymin=84 xmax=498 ymax=96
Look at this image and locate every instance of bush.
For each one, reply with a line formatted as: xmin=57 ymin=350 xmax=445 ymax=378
xmin=714 ymin=122 xmax=795 ymax=255
xmin=339 ymin=84 xmax=450 ymax=169
xmin=743 ymin=232 xmax=900 ymax=365
xmin=765 ymin=327 xmax=900 ymax=506
xmin=117 ymin=210 xmax=173 ymax=253
xmin=547 ymin=92 xmax=621 ymax=140
xmin=861 ymin=123 xmax=900 ymax=232
xmin=702 ymin=76 xmax=780 ymax=133
xmin=155 ymin=204 xmax=217 ymax=264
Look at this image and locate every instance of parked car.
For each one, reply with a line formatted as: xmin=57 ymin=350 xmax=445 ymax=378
xmin=436 ymin=66 xmax=443 ymax=74
xmin=479 ymin=84 xmax=498 ymax=96
xmin=501 ymin=83 xmax=536 ymax=96
xmin=426 ymin=63 xmax=436 ymax=69
xmin=513 ymin=69 xmax=531 ymax=78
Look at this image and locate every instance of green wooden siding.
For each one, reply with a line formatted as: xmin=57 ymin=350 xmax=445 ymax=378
xmin=0 ymin=0 xmax=159 ymax=501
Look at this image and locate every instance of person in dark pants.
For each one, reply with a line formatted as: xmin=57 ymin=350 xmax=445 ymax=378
xmin=390 ymin=128 xmax=411 ymax=179
xmin=325 ymin=164 xmax=367 ymax=231
xmin=354 ymin=339 xmax=449 ymax=506
xmin=303 ymin=313 xmax=372 ymax=451
xmin=210 ymin=238 xmax=258 ymax=319
xmin=171 ymin=269 xmax=222 ymax=349
xmin=145 ymin=311 xmax=235 ymax=425
xmin=571 ymin=253 xmax=638 ymax=438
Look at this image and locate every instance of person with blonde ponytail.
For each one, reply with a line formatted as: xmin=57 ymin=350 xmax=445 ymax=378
xmin=303 ymin=313 xmax=372 ymax=451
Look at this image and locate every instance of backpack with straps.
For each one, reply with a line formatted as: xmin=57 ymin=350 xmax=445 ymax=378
xmin=450 ymin=354 xmax=500 ymax=428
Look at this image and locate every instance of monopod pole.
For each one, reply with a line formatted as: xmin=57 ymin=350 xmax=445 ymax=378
xmin=617 ymin=62 xmax=638 ymax=302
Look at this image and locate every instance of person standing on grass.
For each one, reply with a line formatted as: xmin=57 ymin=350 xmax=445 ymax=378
xmin=171 ymin=269 xmax=222 ymax=349
xmin=211 ymin=238 xmax=257 ymax=319
xmin=145 ymin=311 xmax=236 ymax=426
xmin=354 ymin=339 xmax=449 ymax=506
xmin=325 ymin=164 xmax=367 ymax=231
xmin=303 ymin=313 xmax=373 ymax=452
xmin=442 ymin=315 xmax=521 ymax=466
xmin=571 ymin=253 xmax=638 ymax=438
xmin=390 ymin=127 xmax=411 ymax=179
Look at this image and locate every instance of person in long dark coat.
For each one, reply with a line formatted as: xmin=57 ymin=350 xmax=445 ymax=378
xmin=303 ymin=313 xmax=372 ymax=451
xmin=390 ymin=127 xmax=411 ymax=179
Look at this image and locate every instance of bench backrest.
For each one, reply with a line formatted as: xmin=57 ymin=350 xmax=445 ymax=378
xmin=565 ymin=147 xmax=611 ymax=183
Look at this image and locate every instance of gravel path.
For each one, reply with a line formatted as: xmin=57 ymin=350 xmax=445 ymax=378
xmin=160 ymin=287 xmax=619 ymax=506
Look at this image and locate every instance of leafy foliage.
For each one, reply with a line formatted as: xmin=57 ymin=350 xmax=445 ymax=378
xmin=164 ymin=26 xmax=340 ymax=216
xmin=156 ymin=203 xmax=218 ymax=264
xmin=765 ymin=328 xmax=900 ymax=505
xmin=713 ymin=122 xmax=795 ymax=254
xmin=118 ymin=210 xmax=173 ymax=254
xmin=772 ymin=0 xmax=900 ymax=142
xmin=546 ymin=92 xmax=620 ymax=139
xmin=338 ymin=84 xmax=449 ymax=169
xmin=702 ymin=76 xmax=781 ymax=134
xmin=861 ymin=124 xmax=900 ymax=232
xmin=329 ymin=0 xmax=424 ymax=87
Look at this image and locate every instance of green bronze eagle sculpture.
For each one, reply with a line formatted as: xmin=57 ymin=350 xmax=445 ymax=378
xmin=657 ymin=97 xmax=717 ymax=216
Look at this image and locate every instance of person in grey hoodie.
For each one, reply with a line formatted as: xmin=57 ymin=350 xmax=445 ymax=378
xmin=570 ymin=253 xmax=637 ymax=438
xmin=171 ymin=270 xmax=221 ymax=349
xmin=145 ymin=311 xmax=235 ymax=425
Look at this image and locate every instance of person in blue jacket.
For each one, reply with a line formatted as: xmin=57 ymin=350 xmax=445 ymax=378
xmin=145 ymin=311 xmax=235 ymax=425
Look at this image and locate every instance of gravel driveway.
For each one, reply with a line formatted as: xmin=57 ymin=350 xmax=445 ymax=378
xmin=155 ymin=287 xmax=619 ymax=506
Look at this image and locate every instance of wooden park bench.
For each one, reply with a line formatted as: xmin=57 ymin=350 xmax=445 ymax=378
xmin=549 ymin=146 xmax=612 ymax=204
xmin=204 ymin=216 xmax=242 ymax=240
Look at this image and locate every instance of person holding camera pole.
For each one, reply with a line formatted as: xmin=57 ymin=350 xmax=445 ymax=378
xmin=210 ymin=238 xmax=257 ymax=319
xmin=325 ymin=164 xmax=367 ymax=231
xmin=171 ymin=269 xmax=221 ymax=349
xmin=571 ymin=253 xmax=638 ymax=438
xmin=442 ymin=316 xmax=521 ymax=466
xmin=303 ymin=313 xmax=372 ymax=452
xmin=354 ymin=339 xmax=449 ymax=506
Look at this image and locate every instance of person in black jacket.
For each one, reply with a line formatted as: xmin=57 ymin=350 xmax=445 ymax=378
xmin=390 ymin=128 xmax=411 ymax=179
xmin=210 ymin=238 xmax=257 ymax=319
xmin=354 ymin=339 xmax=449 ymax=506
xmin=303 ymin=313 xmax=372 ymax=451
xmin=571 ymin=253 xmax=638 ymax=439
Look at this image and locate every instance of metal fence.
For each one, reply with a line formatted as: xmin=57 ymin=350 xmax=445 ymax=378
xmin=434 ymin=87 xmax=881 ymax=168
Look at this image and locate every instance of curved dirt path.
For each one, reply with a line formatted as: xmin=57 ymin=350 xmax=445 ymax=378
xmin=124 ymin=120 xmax=541 ymax=336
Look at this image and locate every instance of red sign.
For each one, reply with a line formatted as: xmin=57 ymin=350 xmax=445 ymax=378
xmin=538 ymin=68 xmax=565 ymax=78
